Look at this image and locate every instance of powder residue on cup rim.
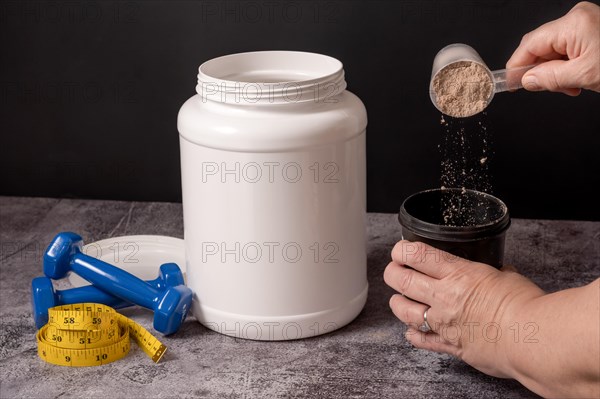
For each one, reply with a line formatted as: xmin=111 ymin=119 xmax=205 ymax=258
xmin=440 ymin=187 xmax=497 ymax=227
xmin=432 ymin=61 xmax=494 ymax=118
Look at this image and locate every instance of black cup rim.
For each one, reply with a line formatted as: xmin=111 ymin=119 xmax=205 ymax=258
xmin=398 ymin=188 xmax=511 ymax=241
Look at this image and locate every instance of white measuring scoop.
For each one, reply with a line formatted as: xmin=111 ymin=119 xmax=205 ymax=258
xmin=430 ymin=43 xmax=536 ymax=118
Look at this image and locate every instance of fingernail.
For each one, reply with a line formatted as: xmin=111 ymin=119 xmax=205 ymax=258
xmin=523 ymin=75 xmax=541 ymax=91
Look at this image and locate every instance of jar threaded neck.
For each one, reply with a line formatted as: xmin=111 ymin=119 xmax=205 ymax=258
xmin=196 ymin=51 xmax=347 ymax=105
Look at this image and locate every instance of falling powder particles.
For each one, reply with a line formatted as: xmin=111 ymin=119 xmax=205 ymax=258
xmin=439 ymin=114 xmax=494 ymax=226
xmin=432 ymin=61 xmax=494 ymax=118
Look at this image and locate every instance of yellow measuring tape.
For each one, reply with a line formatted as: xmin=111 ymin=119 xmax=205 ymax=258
xmin=36 ymin=303 xmax=167 ymax=367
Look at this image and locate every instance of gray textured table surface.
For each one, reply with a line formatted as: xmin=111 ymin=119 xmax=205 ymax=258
xmin=1 ymin=196 xmax=598 ymax=399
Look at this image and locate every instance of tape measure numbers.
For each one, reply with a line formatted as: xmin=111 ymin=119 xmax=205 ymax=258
xmin=36 ymin=303 xmax=166 ymax=367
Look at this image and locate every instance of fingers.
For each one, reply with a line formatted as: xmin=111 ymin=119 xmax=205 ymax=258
xmin=389 ymin=294 xmax=429 ymax=328
xmin=506 ymin=2 xmax=600 ymax=93
xmin=521 ymin=59 xmax=584 ymax=95
xmin=405 ymin=327 xmax=459 ymax=357
xmin=384 ymin=261 xmax=437 ymax=304
xmin=506 ymin=18 xmax=566 ymax=69
xmin=390 ymin=295 xmax=458 ymax=352
xmin=390 ymin=240 xmax=464 ymax=280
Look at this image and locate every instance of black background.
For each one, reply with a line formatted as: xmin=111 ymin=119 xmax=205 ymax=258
xmin=1 ymin=0 xmax=599 ymax=220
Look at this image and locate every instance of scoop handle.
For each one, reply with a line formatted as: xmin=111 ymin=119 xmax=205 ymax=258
xmin=492 ymin=64 xmax=538 ymax=93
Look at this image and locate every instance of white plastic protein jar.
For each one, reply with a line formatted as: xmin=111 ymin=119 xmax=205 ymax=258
xmin=177 ymin=51 xmax=368 ymax=340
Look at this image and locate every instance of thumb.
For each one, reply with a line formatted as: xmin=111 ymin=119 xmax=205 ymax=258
xmin=522 ymin=59 xmax=583 ymax=96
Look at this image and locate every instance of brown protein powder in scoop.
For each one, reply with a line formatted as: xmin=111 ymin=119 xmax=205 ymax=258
xmin=432 ymin=61 xmax=494 ymax=118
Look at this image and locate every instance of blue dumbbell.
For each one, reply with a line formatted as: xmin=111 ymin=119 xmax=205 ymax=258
xmin=43 ymin=232 xmax=192 ymax=335
xmin=31 ymin=262 xmax=184 ymax=329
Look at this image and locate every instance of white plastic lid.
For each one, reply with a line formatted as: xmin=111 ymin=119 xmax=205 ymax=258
xmin=68 ymin=235 xmax=185 ymax=288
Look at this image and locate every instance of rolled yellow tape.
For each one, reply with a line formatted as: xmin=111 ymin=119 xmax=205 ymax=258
xmin=36 ymin=303 xmax=167 ymax=367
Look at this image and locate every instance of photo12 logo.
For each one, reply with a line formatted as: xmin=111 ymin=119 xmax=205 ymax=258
xmin=407 ymin=321 xmax=540 ymax=344
xmin=82 ymin=241 xmax=140 ymax=264
xmin=201 ymin=241 xmax=340 ymax=264
xmin=201 ymin=161 xmax=340 ymax=184
xmin=0 ymin=241 xmax=42 ymax=264
xmin=204 ymin=320 xmax=339 ymax=340
xmin=199 ymin=81 xmax=342 ymax=104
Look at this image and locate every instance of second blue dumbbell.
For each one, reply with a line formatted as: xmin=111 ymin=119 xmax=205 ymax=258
xmin=31 ymin=262 xmax=184 ymax=329
xmin=43 ymin=232 xmax=193 ymax=335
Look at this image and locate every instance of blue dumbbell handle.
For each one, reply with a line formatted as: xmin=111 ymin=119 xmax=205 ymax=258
xmin=71 ymin=251 xmax=160 ymax=309
xmin=57 ymin=275 xmax=166 ymax=309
